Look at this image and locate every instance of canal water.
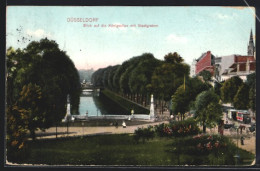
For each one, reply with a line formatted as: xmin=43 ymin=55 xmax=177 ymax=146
xmin=79 ymin=91 xmax=130 ymax=116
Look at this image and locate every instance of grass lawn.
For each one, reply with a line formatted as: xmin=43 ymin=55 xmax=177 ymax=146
xmin=8 ymin=134 xmax=254 ymax=166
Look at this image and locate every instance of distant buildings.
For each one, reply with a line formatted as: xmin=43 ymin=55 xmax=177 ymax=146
xmin=214 ymin=54 xmax=238 ymax=81
xmin=190 ymin=59 xmax=197 ymax=77
xmin=221 ymin=55 xmax=255 ymax=81
xmin=192 ymin=30 xmax=255 ymax=82
xmin=81 ymin=80 xmax=93 ymax=88
xmin=195 ymin=51 xmax=215 ymax=75
xmin=248 ymin=29 xmax=255 ymax=56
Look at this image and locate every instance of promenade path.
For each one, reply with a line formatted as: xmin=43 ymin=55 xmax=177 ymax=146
xmin=35 ymin=110 xmax=255 ymax=156
xmin=35 ymin=120 xmax=169 ymax=139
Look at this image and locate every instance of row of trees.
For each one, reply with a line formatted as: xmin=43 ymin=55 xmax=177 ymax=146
xmin=7 ymin=38 xmax=81 ymax=151
xmin=171 ymin=73 xmax=256 ymax=133
xmin=221 ymin=74 xmax=256 ymax=112
xmin=92 ymin=52 xmax=255 ymax=133
xmin=91 ymin=52 xmax=190 ymax=112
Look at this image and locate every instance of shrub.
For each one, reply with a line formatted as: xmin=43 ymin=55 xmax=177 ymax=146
xmin=133 ymin=126 xmax=155 ymax=144
xmin=155 ymin=118 xmax=200 ymax=137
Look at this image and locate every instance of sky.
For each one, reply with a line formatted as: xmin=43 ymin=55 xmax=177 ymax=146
xmin=6 ymin=6 xmax=256 ymax=70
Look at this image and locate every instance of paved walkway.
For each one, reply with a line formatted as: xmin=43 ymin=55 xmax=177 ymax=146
xmin=35 ymin=120 xmax=169 ymax=139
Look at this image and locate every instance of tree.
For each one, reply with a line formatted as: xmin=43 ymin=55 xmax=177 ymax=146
xmin=6 ymin=38 xmax=81 ymax=139
xmin=233 ymin=83 xmax=249 ymax=110
xmin=171 ymin=85 xmax=189 ymax=120
xmin=6 ymin=104 xmax=29 ymax=161
xmin=172 ymin=76 xmax=210 ymax=120
xmin=102 ymin=66 xmax=113 ymax=88
xmin=91 ymin=68 xmax=106 ymax=87
xmin=107 ymin=65 xmax=120 ymax=91
xmin=213 ymin=81 xmax=223 ymax=97
xmin=152 ymin=52 xmax=190 ymax=102
xmin=198 ymin=70 xmax=212 ymax=82
xmin=18 ymin=83 xmax=44 ymax=140
xmin=246 ymin=73 xmax=256 ymax=112
xmin=164 ymin=52 xmax=184 ymax=64
xmin=194 ymin=90 xmax=222 ymax=133
xmin=128 ymin=53 xmax=160 ymax=104
xmin=220 ymin=76 xmax=243 ymax=104
xmin=112 ymin=60 xmax=133 ymax=92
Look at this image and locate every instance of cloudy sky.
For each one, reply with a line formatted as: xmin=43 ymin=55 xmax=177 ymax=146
xmin=6 ymin=6 xmax=256 ymax=70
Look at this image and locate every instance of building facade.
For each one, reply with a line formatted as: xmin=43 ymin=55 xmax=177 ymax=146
xmin=214 ymin=55 xmax=238 ymax=82
xmin=195 ymin=51 xmax=215 ymax=75
xmin=190 ymin=59 xmax=197 ymax=77
xmin=194 ymin=30 xmax=255 ymax=82
xmin=221 ymin=55 xmax=256 ymax=81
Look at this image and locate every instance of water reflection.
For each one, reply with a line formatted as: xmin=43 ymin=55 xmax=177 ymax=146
xmin=79 ymin=91 xmax=129 ymax=116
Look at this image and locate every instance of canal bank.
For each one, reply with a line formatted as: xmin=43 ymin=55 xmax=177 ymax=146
xmin=70 ymin=88 xmax=152 ymax=121
xmin=100 ymin=89 xmax=149 ymax=114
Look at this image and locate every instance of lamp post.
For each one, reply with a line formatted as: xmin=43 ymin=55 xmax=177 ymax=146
xmin=234 ymin=122 xmax=240 ymax=166
xmin=128 ymin=109 xmax=134 ymax=121
xmin=82 ymin=121 xmax=84 ymax=137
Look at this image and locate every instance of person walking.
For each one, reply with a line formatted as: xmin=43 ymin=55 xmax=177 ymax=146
xmin=122 ymin=121 xmax=126 ymax=128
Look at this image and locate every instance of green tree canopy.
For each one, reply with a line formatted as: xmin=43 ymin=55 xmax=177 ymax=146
xmin=17 ymin=83 xmax=44 ymax=140
xmin=107 ymin=65 xmax=120 ymax=91
xmin=194 ymin=90 xmax=222 ymax=133
xmin=152 ymin=53 xmax=190 ymax=101
xmin=172 ymin=76 xmax=211 ymax=120
xmin=128 ymin=53 xmax=160 ymax=95
xmin=233 ymin=83 xmax=249 ymax=110
xmin=220 ymin=76 xmax=243 ymax=103
xmin=91 ymin=68 xmax=106 ymax=87
xmin=7 ymin=38 xmax=81 ymax=139
xmin=198 ymin=70 xmax=212 ymax=82
xmin=246 ymin=72 xmax=256 ymax=112
xmin=164 ymin=52 xmax=184 ymax=64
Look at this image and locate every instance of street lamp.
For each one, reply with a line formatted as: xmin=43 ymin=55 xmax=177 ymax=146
xmin=234 ymin=122 xmax=240 ymax=166
xmin=129 ymin=109 xmax=134 ymax=121
xmin=82 ymin=121 xmax=84 ymax=137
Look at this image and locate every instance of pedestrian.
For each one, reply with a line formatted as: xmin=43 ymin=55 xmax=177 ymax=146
xmin=241 ymin=136 xmax=245 ymax=145
xmin=122 ymin=121 xmax=126 ymax=128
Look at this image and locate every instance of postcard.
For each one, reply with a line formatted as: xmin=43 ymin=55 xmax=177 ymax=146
xmin=5 ymin=6 xmax=256 ymax=167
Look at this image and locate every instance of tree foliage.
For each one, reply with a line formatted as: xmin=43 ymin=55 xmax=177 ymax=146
xmin=164 ymin=52 xmax=184 ymax=64
xmin=172 ymin=76 xmax=210 ymax=120
xmin=91 ymin=52 xmax=192 ymax=114
xmin=233 ymin=83 xmax=249 ymax=110
xmin=198 ymin=70 xmax=212 ymax=82
xmin=220 ymin=76 xmax=243 ymax=103
xmin=246 ymin=73 xmax=256 ymax=112
xmin=151 ymin=52 xmax=190 ymax=101
xmin=194 ymin=90 xmax=222 ymax=133
xmin=6 ymin=38 xmax=81 ymax=140
xmin=18 ymin=83 xmax=44 ymax=140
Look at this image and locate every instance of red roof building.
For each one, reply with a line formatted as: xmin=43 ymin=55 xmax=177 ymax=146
xmin=222 ymin=55 xmax=255 ymax=81
xmin=195 ymin=51 xmax=215 ymax=75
